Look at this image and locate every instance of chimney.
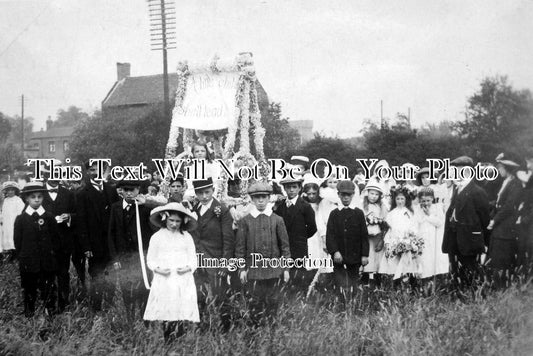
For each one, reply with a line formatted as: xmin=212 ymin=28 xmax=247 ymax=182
xmin=117 ymin=62 xmax=131 ymax=81
xmin=46 ymin=116 xmax=53 ymax=130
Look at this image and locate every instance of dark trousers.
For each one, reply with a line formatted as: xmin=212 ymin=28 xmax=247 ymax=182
xmin=56 ymin=250 xmax=72 ymax=310
xmin=448 ymin=253 xmax=481 ymax=291
xmin=87 ymin=255 xmax=111 ymax=310
xmin=72 ymin=247 xmax=86 ymax=284
xmin=20 ymin=270 xmax=56 ymax=316
xmin=112 ymin=252 xmax=150 ymax=319
xmin=195 ymin=269 xmax=231 ymax=331
xmin=333 ymin=263 xmax=360 ymax=302
xmin=288 ymin=267 xmax=313 ymax=295
xmin=245 ymin=278 xmax=280 ymax=327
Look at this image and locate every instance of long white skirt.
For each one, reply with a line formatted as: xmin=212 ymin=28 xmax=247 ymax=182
xmin=143 ymin=271 xmax=199 ymax=322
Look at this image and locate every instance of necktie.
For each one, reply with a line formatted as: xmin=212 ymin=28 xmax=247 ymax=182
xmin=286 ymin=200 xmax=292 ymax=208
xmin=31 ymin=212 xmax=39 ymax=221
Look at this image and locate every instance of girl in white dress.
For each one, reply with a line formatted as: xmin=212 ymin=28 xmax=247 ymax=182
xmin=415 ymin=188 xmax=448 ymax=281
xmin=144 ymin=203 xmax=199 ymax=341
xmin=0 ymin=182 xmax=25 ymax=254
xmin=361 ymin=183 xmax=388 ymax=287
xmin=379 ymin=188 xmax=419 ymax=284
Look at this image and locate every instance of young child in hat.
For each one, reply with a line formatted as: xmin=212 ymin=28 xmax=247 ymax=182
xmin=326 ymin=180 xmax=369 ymax=302
xmin=235 ymin=181 xmax=291 ymax=326
xmin=144 ymin=202 xmax=199 ymax=341
xmin=361 ymin=183 xmax=388 ymax=287
xmin=1 ymin=181 xmax=25 ymax=256
xmin=108 ymin=180 xmax=153 ymax=317
xmin=14 ymin=182 xmax=60 ymax=317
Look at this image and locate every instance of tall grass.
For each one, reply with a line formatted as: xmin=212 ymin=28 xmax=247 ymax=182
xmin=0 ymin=260 xmax=532 ymax=356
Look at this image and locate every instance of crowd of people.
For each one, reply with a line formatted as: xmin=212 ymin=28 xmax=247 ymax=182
xmin=1 ymin=140 xmax=532 ymax=342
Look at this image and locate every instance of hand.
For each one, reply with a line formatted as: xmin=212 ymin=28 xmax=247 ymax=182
xmin=333 ymin=251 xmax=343 ymax=264
xmin=283 ymin=270 xmax=290 ymax=283
xmin=218 ymin=269 xmax=228 ymax=278
xmin=422 ymin=205 xmax=430 ymax=216
xmin=60 ymin=213 xmax=70 ymax=220
xmin=113 ymin=262 xmax=121 ymax=270
xmin=361 ymin=257 xmax=369 ymax=266
xmin=487 ymin=220 xmax=494 ymax=230
xmin=239 ymin=270 xmax=248 ymax=284
xmin=176 ymin=267 xmax=190 ymax=274
xmin=155 ymin=267 xmax=171 ymax=275
xmin=135 ymin=195 xmax=146 ymax=205
xmin=84 ymin=250 xmax=93 ymax=258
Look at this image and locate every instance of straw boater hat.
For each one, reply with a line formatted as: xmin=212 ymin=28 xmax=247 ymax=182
xmin=495 ymin=152 xmax=521 ymax=169
xmin=416 ymin=167 xmax=432 ymax=185
xmin=2 ymin=181 xmax=20 ymax=194
xmin=149 ymin=202 xmax=197 ymax=231
xmin=290 ymin=155 xmax=310 ymax=167
xmin=450 ymin=156 xmax=474 ymax=167
xmin=20 ymin=181 xmax=48 ymax=197
xmin=247 ymin=181 xmax=273 ymax=196
xmin=279 ymin=164 xmax=304 ymax=185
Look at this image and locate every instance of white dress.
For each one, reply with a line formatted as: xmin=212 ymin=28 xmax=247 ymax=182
xmin=379 ymin=207 xmax=419 ymax=279
xmin=0 ymin=196 xmax=25 ymax=251
xmin=143 ymin=229 xmax=200 ymax=322
xmin=362 ymin=202 xmax=388 ymax=273
xmin=415 ymin=205 xmax=449 ymax=278
xmin=307 ymin=201 xmax=333 ymax=273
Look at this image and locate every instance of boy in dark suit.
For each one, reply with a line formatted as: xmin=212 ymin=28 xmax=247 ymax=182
xmin=191 ymin=177 xmax=234 ymax=331
xmin=442 ymin=156 xmax=490 ymax=293
xmin=76 ymin=161 xmax=119 ymax=308
xmin=274 ymin=176 xmax=317 ymax=292
xmin=14 ymin=182 xmax=60 ymax=317
xmin=42 ymin=169 xmax=76 ymax=312
xmin=326 ymin=180 xmax=369 ymax=302
xmin=108 ymin=180 xmax=153 ymax=317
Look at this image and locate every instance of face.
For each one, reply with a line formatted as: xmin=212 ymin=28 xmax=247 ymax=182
xmin=252 ymin=194 xmax=270 ymax=211
xmin=420 ymin=195 xmax=433 ymax=208
xmin=305 ymin=188 xmax=318 ymax=203
xmin=148 ymin=186 xmax=157 ymax=196
xmin=153 ymin=172 xmax=161 ymax=180
xmin=87 ymin=164 xmax=99 ymax=179
xmin=367 ymin=190 xmax=380 ymax=203
xmin=116 ymin=187 xmax=124 ymax=198
xmin=26 ymin=192 xmax=43 ymax=209
xmin=122 ymin=186 xmax=139 ymax=202
xmin=421 ymin=173 xmax=430 ymax=187
xmin=395 ymin=194 xmax=406 ymax=208
xmin=196 ymin=187 xmax=214 ymax=204
xmin=169 ymin=181 xmax=184 ymax=195
xmin=338 ymin=192 xmax=353 ymax=206
xmin=283 ymin=183 xmax=301 ymax=199
xmin=166 ymin=213 xmax=182 ymax=232
xmin=327 ymin=178 xmax=338 ymax=189
xmin=5 ymin=188 xmax=16 ymax=197
xmin=193 ymin=145 xmax=207 ymax=159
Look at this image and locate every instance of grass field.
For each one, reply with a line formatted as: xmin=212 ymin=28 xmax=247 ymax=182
xmin=1 ymin=260 xmax=532 ymax=356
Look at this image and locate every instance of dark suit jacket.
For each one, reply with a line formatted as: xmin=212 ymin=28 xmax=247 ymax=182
xmin=192 ymin=199 xmax=234 ymax=271
xmin=491 ymin=178 xmax=522 ymax=241
xmin=42 ymin=185 xmax=76 ymax=253
xmin=14 ymin=211 xmax=60 ymax=273
xmin=326 ymin=207 xmax=369 ymax=265
xmin=274 ymin=196 xmax=317 ymax=259
xmin=442 ymin=180 xmax=490 ymax=256
xmin=75 ymin=179 xmax=119 ymax=260
xmin=108 ymin=200 xmax=152 ymax=261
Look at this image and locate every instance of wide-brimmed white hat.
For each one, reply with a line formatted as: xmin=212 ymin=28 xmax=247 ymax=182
xmin=149 ymin=202 xmax=197 ymax=231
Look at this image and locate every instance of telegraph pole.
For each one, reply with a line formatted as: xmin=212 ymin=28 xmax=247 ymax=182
xmin=148 ymin=0 xmax=176 ymax=121
xmin=21 ymin=94 xmax=24 ymax=154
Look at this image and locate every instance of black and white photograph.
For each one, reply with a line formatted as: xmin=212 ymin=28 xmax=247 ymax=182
xmin=0 ymin=0 xmax=532 ymax=354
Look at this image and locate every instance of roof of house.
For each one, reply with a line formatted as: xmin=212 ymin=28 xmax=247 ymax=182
xmin=30 ymin=126 xmax=75 ymax=139
xmin=102 ymin=73 xmax=269 ymax=108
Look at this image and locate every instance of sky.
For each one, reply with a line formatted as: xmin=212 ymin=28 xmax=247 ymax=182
xmin=0 ymin=0 xmax=532 ymax=137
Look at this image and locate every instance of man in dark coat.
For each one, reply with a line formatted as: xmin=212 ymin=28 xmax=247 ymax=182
xmin=76 ymin=161 xmax=119 ymax=307
xmin=487 ymin=153 xmax=523 ymax=287
xmin=191 ymin=177 xmax=234 ymax=332
xmin=326 ymin=180 xmax=369 ymax=301
xmin=517 ymin=151 xmax=533 ymax=270
xmin=42 ymin=171 xmax=76 ymax=312
xmin=442 ymin=156 xmax=490 ymax=293
xmin=274 ymin=176 xmax=317 ymax=292
xmin=108 ymin=180 xmax=153 ymax=317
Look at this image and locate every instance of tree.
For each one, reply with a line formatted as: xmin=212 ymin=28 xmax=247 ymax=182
xmin=53 ymin=106 xmax=90 ymax=129
xmin=259 ymin=102 xmax=301 ymax=159
xmin=453 ymin=75 xmax=533 ymax=160
xmin=0 ymin=112 xmax=12 ymax=143
xmin=7 ymin=115 xmax=33 ymax=145
xmin=0 ymin=142 xmax=24 ymax=172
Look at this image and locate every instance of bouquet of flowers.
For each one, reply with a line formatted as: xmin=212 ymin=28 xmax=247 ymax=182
xmin=385 ymin=229 xmax=424 ymax=258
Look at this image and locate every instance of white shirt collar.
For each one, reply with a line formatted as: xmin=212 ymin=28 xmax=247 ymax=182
xmin=122 ymin=199 xmax=133 ymax=209
xmin=338 ymin=205 xmax=352 ymax=211
xmin=287 ymin=196 xmax=298 ymax=205
xmin=201 ymin=199 xmax=214 ymax=209
xmin=250 ymin=206 xmax=273 ymax=217
xmin=46 ymin=182 xmax=58 ymax=190
xmin=25 ymin=205 xmax=45 ymax=216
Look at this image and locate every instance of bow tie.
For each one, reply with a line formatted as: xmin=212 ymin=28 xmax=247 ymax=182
xmin=49 ymin=188 xmax=58 ymax=193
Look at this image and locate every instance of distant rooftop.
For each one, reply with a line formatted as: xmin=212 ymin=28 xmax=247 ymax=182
xmin=30 ymin=126 xmax=75 ymax=139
